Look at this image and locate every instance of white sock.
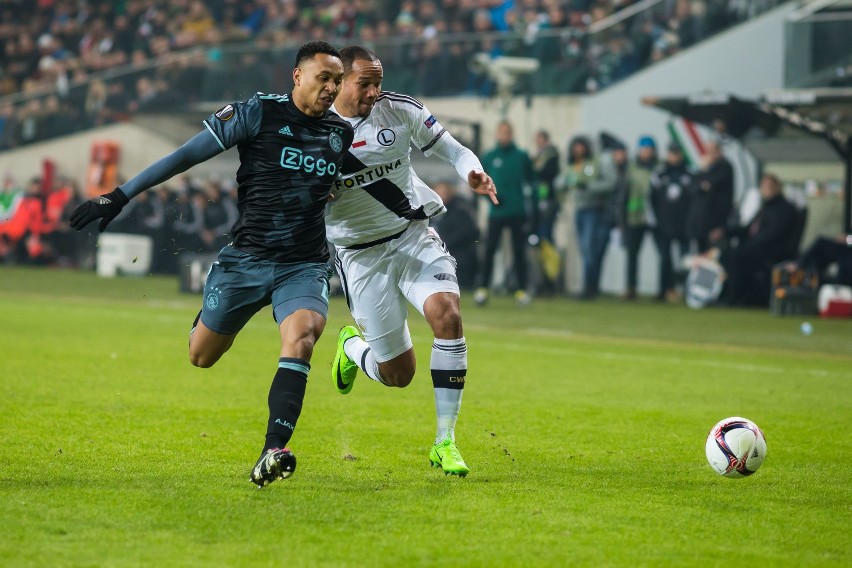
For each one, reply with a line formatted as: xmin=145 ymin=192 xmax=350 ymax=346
xmin=431 ymin=337 xmax=467 ymax=444
xmin=343 ymin=336 xmax=385 ymax=384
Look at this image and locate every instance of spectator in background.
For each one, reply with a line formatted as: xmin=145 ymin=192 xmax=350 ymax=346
xmin=84 ymin=78 xmax=109 ymax=125
xmin=179 ymin=189 xmax=207 ymax=253
xmin=722 ymin=173 xmax=798 ymax=306
xmin=614 ymin=136 xmax=657 ymax=300
xmin=150 ymin=185 xmax=176 ymax=274
xmin=475 ymin=120 xmax=535 ymax=306
xmin=532 ymin=130 xmax=561 ymax=243
xmin=0 ymin=177 xmax=43 ymax=263
xmin=669 ymin=0 xmax=706 ymax=49
xmin=130 ymin=76 xmax=170 ymax=113
xmin=44 ymin=179 xmax=83 ymax=266
xmin=0 ymin=103 xmax=16 ymax=149
xmin=790 ymin=234 xmax=852 ymax=287
xmin=432 ymin=181 xmax=480 ymax=290
xmin=687 ymin=140 xmax=733 ymax=253
xmin=200 ymin=179 xmax=238 ymax=252
xmin=650 ymin=142 xmax=693 ymax=302
xmin=532 ymin=129 xmax=562 ymax=295
xmin=563 ymin=135 xmax=616 ymax=300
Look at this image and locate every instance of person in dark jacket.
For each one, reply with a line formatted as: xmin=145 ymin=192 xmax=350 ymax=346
xmin=532 ymin=130 xmax=561 ymax=295
xmin=200 ymin=180 xmax=238 ymax=252
xmin=791 ymin=234 xmax=852 ymax=287
xmin=723 ymin=173 xmax=798 ymax=306
xmin=614 ymin=136 xmax=657 ymax=300
xmin=532 ymin=130 xmax=561 ymax=243
xmin=687 ymin=140 xmax=733 ymax=253
xmin=650 ymin=142 xmax=693 ymax=302
xmin=432 ymin=182 xmax=480 ymax=290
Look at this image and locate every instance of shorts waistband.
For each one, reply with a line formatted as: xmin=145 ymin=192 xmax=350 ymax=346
xmin=344 ymin=227 xmax=408 ymax=250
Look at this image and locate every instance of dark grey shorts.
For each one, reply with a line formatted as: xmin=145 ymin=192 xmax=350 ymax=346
xmin=200 ymin=245 xmax=330 ymax=335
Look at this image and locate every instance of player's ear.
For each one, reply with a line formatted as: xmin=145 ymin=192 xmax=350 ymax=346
xmin=293 ymin=67 xmax=301 ymax=87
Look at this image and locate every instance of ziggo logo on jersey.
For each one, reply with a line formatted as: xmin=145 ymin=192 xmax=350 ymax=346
xmin=280 ymin=147 xmax=337 ymax=176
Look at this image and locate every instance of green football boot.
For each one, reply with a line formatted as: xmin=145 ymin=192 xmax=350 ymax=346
xmin=429 ymin=436 xmax=470 ymax=477
xmin=333 ymin=325 xmax=360 ymax=395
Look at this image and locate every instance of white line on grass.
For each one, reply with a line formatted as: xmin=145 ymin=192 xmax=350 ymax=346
xmin=460 ymin=324 xmax=851 ymax=380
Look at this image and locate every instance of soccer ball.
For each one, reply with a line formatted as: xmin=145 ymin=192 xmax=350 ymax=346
xmin=705 ymin=417 xmax=767 ymax=478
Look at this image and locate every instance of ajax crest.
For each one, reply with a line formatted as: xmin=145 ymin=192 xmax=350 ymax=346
xmin=206 ymin=291 xmax=220 ymax=310
xmin=329 ymin=132 xmax=343 ymax=152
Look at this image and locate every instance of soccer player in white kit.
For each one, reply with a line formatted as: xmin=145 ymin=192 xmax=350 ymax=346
xmin=328 ymin=46 xmax=498 ymax=477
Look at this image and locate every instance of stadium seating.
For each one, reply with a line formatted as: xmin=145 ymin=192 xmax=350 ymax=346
xmin=0 ymin=1 xmax=785 ymax=149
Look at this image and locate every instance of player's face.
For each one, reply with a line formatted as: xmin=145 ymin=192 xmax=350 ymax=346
xmin=339 ymin=59 xmax=383 ymax=117
xmin=293 ymin=53 xmax=344 ymax=117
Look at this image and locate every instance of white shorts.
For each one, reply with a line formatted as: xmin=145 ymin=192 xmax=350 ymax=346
xmin=334 ymin=221 xmax=460 ymax=362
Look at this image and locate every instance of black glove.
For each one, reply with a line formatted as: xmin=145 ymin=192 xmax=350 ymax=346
xmin=69 ymin=188 xmax=130 ymax=232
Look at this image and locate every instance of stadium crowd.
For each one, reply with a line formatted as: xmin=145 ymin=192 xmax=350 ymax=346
xmin=0 ymin=0 xmax=783 ymax=148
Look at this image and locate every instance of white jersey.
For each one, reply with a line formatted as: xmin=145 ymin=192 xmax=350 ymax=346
xmin=326 ymin=92 xmax=483 ymax=247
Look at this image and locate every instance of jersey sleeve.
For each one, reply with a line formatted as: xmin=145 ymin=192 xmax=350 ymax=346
xmin=387 ymin=97 xmax=447 ymax=155
xmin=426 ymin=131 xmax=484 ymax=182
xmin=202 ymin=95 xmax=263 ymax=150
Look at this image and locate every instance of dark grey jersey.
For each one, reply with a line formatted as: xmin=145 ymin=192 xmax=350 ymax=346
xmin=203 ymin=93 xmax=354 ymax=263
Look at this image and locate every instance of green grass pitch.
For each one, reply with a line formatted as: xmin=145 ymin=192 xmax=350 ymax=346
xmin=1 ymin=266 xmax=850 ymax=566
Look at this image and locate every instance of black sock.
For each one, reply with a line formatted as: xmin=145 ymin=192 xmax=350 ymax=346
xmin=263 ymin=357 xmax=309 ymax=453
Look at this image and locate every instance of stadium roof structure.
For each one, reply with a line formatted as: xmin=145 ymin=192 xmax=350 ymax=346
xmin=643 ymin=89 xmax=852 ymax=233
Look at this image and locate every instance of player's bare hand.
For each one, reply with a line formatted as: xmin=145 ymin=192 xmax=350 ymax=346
xmin=469 ymin=171 xmax=499 ymax=205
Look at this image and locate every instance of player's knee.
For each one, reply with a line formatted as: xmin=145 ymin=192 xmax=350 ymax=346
xmin=189 ymin=350 xmax=218 ymax=368
xmin=297 ymin=335 xmax=317 ymax=358
xmin=383 ymin=369 xmax=414 ymax=388
xmin=429 ymin=301 xmax=462 ymax=337
xmin=284 ymin=334 xmax=317 ymax=360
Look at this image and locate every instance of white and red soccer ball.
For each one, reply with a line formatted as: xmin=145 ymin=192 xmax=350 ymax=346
xmin=705 ymin=417 xmax=767 ymax=478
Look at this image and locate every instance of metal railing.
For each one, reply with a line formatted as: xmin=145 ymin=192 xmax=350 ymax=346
xmin=785 ymin=0 xmax=852 ymax=88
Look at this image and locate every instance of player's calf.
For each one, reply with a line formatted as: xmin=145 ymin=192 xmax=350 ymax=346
xmin=188 ymin=321 xmax=234 ymax=368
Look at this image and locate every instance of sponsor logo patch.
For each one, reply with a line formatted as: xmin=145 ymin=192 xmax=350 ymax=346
xmin=279 ymin=146 xmax=337 ymax=176
xmin=424 ymin=115 xmax=437 ymax=128
xmin=215 ymin=104 xmax=234 ymax=121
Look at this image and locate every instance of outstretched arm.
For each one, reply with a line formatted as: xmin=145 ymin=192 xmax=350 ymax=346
xmin=428 ymin=132 xmax=498 ymax=205
xmin=70 ymin=131 xmax=224 ymax=232
xmin=119 ymin=130 xmax=224 ymax=199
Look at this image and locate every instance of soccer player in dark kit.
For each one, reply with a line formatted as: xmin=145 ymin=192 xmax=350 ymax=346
xmin=69 ymin=41 xmax=354 ymax=488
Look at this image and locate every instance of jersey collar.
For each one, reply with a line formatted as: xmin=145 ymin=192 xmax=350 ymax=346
xmin=289 ymin=92 xmax=328 ymax=120
xmin=330 ymin=103 xmax=368 ymax=131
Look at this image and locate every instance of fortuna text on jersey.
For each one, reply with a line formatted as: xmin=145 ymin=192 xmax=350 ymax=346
xmin=333 ymin=158 xmax=402 ymax=190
